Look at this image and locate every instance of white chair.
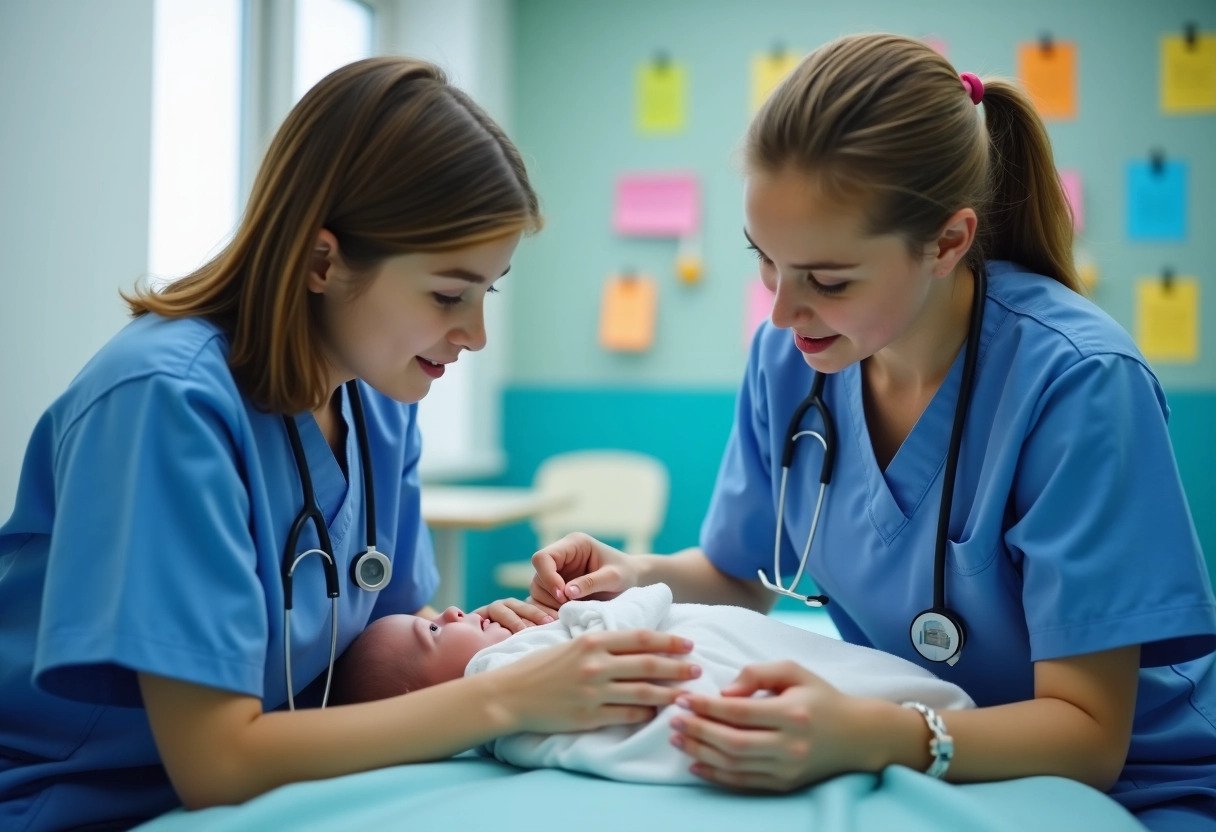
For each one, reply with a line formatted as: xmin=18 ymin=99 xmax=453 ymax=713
xmin=493 ymin=450 xmax=670 ymax=590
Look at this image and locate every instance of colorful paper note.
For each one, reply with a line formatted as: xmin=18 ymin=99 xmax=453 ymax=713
xmin=637 ymin=61 xmax=686 ymax=134
xmin=744 ymin=279 xmax=775 ymax=346
xmin=1161 ymin=33 xmax=1216 ymax=114
xmin=1136 ymin=277 xmax=1199 ymax=363
xmin=751 ymin=51 xmax=802 ymax=113
xmin=600 ymin=274 xmax=657 ymax=352
xmin=613 ymin=174 xmax=700 ymax=236
xmin=922 ymin=36 xmax=949 ymax=57
xmin=1059 ymin=169 xmax=1084 ymax=232
xmin=1017 ymin=40 xmax=1077 ymax=119
xmin=1127 ymin=160 xmax=1188 ymax=241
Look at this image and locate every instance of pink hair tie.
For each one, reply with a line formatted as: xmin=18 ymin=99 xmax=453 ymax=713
xmin=960 ymin=72 xmax=984 ymax=105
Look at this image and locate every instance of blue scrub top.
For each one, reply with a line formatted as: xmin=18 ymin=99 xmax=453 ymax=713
xmin=702 ymin=261 xmax=1216 ymax=820
xmin=0 ymin=314 xmax=439 ymax=831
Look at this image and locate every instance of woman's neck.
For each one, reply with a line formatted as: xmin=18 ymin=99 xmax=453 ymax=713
xmin=866 ymin=263 xmax=975 ymax=397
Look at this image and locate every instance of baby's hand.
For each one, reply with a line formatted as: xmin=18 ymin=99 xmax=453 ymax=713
xmin=474 ymin=596 xmax=558 ymax=633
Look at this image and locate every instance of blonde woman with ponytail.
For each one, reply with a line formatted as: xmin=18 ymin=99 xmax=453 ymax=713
xmin=530 ymin=34 xmax=1215 ymax=831
xmin=0 ymin=58 xmax=697 ymax=832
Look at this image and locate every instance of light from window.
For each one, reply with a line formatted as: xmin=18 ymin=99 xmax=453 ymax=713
xmin=148 ymin=0 xmax=242 ymax=286
xmin=294 ymin=0 xmax=374 ymax=102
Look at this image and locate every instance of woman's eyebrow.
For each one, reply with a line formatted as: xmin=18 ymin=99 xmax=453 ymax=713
xmin=742 ymin=227 xmax=859 ymax=271
xmin=434 ymin=265 xmax=512 ymax=283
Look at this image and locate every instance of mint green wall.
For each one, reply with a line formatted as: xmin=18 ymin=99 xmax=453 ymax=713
xmin=458 ymin=0 xmax=1216 ymax=608
xmin=507 ymin=0 xmax=1215 ymax=388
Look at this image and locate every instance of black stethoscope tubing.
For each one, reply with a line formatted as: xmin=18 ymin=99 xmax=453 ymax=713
xmin=280 ymin=379 xmax=391 ymax=708
xmin=773 ymin=262 xmax=987 ymax=663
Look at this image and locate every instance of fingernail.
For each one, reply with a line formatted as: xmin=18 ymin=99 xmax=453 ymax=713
xmin=675 ymin=695 xmax=692 ymax=710
xmin=688 ymin=664 xmax=702 ymax=678
xmin=681 ymin=638 xmax=694 ymax=650
xmin=542 ymin=615 xmax=554 ymax=623
xmin=669 ymin=734 xmax=685 ymax=750
xmin=567 ymin=584 xmax=581 ymax=598
xmin=669 ymin=717 xmax=685 ymax=731
xmin=556 ymin=589 xmax=566 ymax=602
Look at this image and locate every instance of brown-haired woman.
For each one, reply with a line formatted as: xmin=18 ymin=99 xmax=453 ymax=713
xmin=528 ymin=34 xmax=1216 ymax=831
xmin=0 ymin=57 xmax=696 ymax=832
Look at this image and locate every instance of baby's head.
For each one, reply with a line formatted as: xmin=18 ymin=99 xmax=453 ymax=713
xmin=332 ymin=607 xmax=512 ymax=704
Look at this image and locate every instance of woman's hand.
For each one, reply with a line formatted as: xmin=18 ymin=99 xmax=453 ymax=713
xmin=492 ymin=629 xmax=700 ymax=734
xmin=473 ymin=596 xmax=559 ymax=633
xmin=668 ymin=660 xmax=871 ymax=791
xmin=529 ymin=532 xmax=638 ymax=608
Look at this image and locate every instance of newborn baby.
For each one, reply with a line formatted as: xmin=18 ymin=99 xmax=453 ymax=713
xmin=333 ymin=585 xmax=974 ymax=784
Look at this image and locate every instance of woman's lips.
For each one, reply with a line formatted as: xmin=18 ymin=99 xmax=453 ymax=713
xmin=794 ymin=333 xmax=840 ymax=354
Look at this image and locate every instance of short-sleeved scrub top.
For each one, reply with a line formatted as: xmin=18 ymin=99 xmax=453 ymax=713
xmin=701 ymin=261 xmax=1216 ymax=828
xmin=0 ymin=314 xmax=439 ymax=832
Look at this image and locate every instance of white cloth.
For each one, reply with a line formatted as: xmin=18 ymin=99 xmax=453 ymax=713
xmin=467 ymin=584 xmax=974 ymax=784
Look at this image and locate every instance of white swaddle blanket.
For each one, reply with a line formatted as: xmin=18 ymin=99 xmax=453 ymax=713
xmin=466 ymin=584 xmax=974 ymax=784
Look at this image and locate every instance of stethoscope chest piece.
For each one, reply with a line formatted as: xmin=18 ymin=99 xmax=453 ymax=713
xmin=910 ymin=608 xmax=966 ymax=666
xmin=351 ymin=547 xmax=392 ymax=591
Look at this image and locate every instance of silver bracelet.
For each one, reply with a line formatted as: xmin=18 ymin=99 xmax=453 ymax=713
xmin=901 ymin=701 xmax=954 ymax=779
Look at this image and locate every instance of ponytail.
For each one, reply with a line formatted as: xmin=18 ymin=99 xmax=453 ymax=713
xmin=978 ymin=80 xmax=1081 ymax=292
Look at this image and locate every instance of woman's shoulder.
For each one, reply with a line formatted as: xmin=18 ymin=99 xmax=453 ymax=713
xmin=986 ymin=261 xmax=1145 ymax=367
xmin=55 ymin=314 xmax=241 ymax=425
xmin=983 ymin=260 xmax=1167 ymax=414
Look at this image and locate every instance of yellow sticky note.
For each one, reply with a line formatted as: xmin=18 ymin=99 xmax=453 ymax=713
xmin=637 ymin=62 xmax=686 ymax=134
xmin=1017 ymin=41 xmax=1077 ymax=119
xmin=1136 ymin=277 xmax=1199 ymax=363
xmin=1161 ymin=34 xmax=1216 ymax=114
xmin=600 ymin=275 xmax=657 ymax=351
xmin=751 ymin=52 xmax=802 ymax=113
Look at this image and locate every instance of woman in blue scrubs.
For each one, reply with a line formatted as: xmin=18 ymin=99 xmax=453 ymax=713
xmin=529 ymin=34 xmax=1216 ymax=831
xmin=0 ymin=58 xmax=695 ymax=832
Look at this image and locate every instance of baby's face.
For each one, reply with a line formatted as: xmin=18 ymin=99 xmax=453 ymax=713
xmin=406 ymin=607 xmax=512 ymax=687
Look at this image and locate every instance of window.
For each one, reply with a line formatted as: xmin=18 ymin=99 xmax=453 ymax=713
xmin=147 ymin=0 xmax=242 ymax=285
xmin=294 ymin=0 xmax=374 ymax=101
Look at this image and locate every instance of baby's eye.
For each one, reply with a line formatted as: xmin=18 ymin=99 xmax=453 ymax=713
xmin=429 ymin=623 xmax=439 ymax=632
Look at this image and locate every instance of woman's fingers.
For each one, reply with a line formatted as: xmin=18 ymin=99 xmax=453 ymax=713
xmin=581 ymin=629 xmax=694 ymax=658
xmin=674 ymin=691 xmax=793 ymax=730
xmin=530 ymin=548 xmax=570 ymax=604
xmin=474 ymin=598 xmax=555 ymax=633
xmin=670 ymin=711 xmax=782 ymax=759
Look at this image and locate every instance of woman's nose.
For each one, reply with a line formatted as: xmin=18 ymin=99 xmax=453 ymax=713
xmin=769 ymin=277 xmax=811 ymax=330
xmin=440 ymin=607 xmax=465 ymax=623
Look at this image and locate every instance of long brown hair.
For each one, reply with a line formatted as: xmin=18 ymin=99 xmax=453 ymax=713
xmin=745 ymin=33 xmax=1078 ymax=292
xmin=125 ymin=57 xmax=542 ymax=413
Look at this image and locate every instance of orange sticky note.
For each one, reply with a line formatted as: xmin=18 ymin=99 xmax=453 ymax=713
xmin=600 ymin=275 xmax=657 ymax=352
xmin=1018 ymin=40 xmax=1077 ymax=119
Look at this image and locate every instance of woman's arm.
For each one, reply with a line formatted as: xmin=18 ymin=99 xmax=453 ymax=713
xmin=529 ymin=533 xmax=774 ymax=613
xmin=671 ymin=644 xmax=1140 ymax=793
xmin=863 ymin=645 xmax=1140 ymax=790
xmin=140 ymin=627 xmax=698 ymax=809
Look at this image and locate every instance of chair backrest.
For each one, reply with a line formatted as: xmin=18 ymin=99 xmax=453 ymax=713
xmin=531 ymin=450 xmax=670 ymax=554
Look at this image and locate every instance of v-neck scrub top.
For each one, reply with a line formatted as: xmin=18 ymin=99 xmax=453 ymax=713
xmin=0 ymin=314 xmax=439 ymax=832
xmin=702 ymin=261 xmax=1216 ymax=828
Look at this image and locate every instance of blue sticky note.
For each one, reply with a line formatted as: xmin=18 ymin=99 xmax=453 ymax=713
xmin=1126 ymin=160 xmax=1187 ymax=241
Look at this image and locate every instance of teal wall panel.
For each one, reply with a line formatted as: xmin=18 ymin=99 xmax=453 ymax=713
xmin=461 ymin=387 xmax=1215 ymax=610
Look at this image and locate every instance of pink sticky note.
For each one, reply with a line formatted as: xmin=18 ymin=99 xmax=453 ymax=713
xmin=922 ymin=36 xmax=949 ymax=57
xmin=613 ymin=173 xmax=700 ymax=236
xmin=744 ymin=278 xmax=775 ymax=346
xmin=1059 ymin=169 xmax=1083 ymax=232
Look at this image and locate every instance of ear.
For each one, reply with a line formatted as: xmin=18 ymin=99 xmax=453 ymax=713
xmin=929 ymin=208 xmax=978 ymax=279
xmin=307 ymin=228 xmax=343 ymax=295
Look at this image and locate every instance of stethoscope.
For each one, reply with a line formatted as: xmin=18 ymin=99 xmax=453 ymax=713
xmin=759 ymin=263 xmax=987 ymax=666
xmin=280 ymin=380 xmax=393 ymax=709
